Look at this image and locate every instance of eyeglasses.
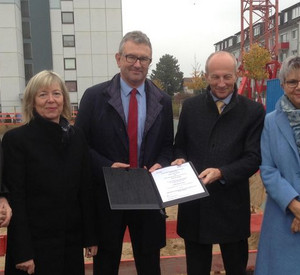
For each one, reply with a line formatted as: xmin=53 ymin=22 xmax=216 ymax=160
xmin=285 ymin=79 xmax=300 ymax=88
xmin=123 ymin=54 xmax=152 ymax=66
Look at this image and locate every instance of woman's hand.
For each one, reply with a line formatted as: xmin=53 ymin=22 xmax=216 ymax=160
xmin=85 ymin=246 xmax=98 ymax=258
xmin=16 ymin=259 xmax=35 ymax=274
xmin=291 ymin=217 xmax=300 ymax=233
xmin=288 ymin=199 xmax=300 ymax=220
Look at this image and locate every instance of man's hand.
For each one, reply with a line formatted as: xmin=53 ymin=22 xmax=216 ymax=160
xmin=85 ymin=246 xmax=98 ymax=258
xmin=0 ymin=197 xmax=12 ymax=227
xmin=16 ymin=259 xmax=35 ymax=274
xmin=199 ymin=168 xmax=222 ymax=185
xmin=149 ymin=163 xmax=162 ymax=173
xmin=171 ymin=158 xmax=186 ymax=166
xmin=111 ymin=162 xmax=130 ymax=168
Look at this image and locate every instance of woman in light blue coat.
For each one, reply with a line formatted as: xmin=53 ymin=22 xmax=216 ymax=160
xmin=255 ymin=56 xmax=300 ymax=275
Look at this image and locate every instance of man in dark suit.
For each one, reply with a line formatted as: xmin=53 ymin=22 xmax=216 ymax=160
xmin=172 ymin=51 xmax=265 ymax=275
xmin=75 ymin=31 xmax=173 ymax=275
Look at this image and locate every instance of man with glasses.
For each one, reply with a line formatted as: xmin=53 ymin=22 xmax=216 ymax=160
xmin=75 ymin=31 xmax=174 ymax=275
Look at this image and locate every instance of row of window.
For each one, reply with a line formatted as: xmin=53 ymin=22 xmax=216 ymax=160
xmin=61 ymin=8 xmax=77 ymax=93
xmin=216 ymin=27 xmax=298 ymax=52
xmin=21 ymin=1 xmax=78 ymax=92
xmin=25 ymin=62 xmax=77 ymax=92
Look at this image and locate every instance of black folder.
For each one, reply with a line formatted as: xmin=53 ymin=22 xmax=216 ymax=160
xmin=102 ymin=162 xmax=209 ymax=210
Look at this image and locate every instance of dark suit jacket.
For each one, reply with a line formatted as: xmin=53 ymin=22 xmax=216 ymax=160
xmin=75 ymin=74 xmax=174 ymax=252
xmin=174 ymin=87 xmax=265 ymax=244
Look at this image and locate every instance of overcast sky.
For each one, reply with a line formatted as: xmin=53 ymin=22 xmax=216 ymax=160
xmin=122 ymin=0 xmax=299 ymax=77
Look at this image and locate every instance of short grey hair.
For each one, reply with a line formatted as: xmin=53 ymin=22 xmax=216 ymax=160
xmin=118 ymin=31 xmax=152 ymax=55
xmin=205 ymin=51 xmax=238 ymax=74
xmin=278 ymin=56 xmax=300 ymax=85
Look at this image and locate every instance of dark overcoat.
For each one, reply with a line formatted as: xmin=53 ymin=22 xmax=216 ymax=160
xmin=75 ymin=74 xmax=174 ymax=252
xmin=174 ymin=87 xmax=265 ymax=244
xmin=3 ymin=114 xmax=97 ymax=275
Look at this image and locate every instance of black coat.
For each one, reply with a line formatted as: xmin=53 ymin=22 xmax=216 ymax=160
xmin=75 ymin=74 xmax=174 ymax=252
xmin=3 ymin=114 xmax=97 ymax=275
xmin=174 ymin=87 xmax=265 ymax=244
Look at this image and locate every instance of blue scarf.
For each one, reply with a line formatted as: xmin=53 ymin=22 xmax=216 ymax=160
xmin=280 ymin=95 xmax=300 ymax=154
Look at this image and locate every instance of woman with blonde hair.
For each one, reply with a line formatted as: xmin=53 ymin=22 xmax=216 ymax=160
xmin=3 ymin=70 xmax=97 ymax=275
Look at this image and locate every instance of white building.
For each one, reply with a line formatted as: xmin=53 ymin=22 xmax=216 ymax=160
xmin=0 ymin=0 xmax=123 ymax=113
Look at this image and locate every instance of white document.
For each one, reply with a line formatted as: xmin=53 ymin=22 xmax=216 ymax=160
xmin=151 ymin=162 xmax=206 ymax=203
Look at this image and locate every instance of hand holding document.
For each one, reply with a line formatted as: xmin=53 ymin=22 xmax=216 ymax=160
xmin=151 ymin=162 xmax=207 ymax=203
xmin=103 ymin=162 xmax=209 ymax=210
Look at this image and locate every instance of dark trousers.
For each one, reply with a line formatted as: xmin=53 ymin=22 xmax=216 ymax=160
xmin=93 ymin=212 xmax=161 ymax=275
xmin=184 ymin=239 xmax=248 ymax=275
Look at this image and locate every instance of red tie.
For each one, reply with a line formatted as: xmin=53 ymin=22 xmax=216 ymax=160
xmin=128 ymin=89 xmax=138 ymax=167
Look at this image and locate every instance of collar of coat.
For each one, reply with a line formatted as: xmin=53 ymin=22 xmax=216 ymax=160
xmin=205 ymin=84 xmax=238 ymax=113
xmin=106 ymin=73 xmax=168 ymax=134
xmin=29 ymin=111 xmax=73 ymax=145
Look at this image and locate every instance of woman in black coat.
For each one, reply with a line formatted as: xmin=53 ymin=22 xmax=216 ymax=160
xmin=3 ymin=70 xmax=97 ymax=275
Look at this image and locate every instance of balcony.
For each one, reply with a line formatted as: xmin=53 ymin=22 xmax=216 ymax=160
xmin=278 ymin=42 xmax=290 ymax=49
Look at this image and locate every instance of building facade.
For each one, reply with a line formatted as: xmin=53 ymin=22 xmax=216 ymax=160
xmin=0 ymin=0 xmax=122 ymax=113
xmin=214 ymin=2 xmax=300 ymax=67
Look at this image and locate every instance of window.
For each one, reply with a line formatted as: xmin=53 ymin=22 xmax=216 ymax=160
xmin=236 ymin=34 xmax=241 ymax=44
xmin=283 ymin=12 xmax=288 ymax=23
xmin=269 ymin=18 xmax=274 ymax=30
xmin=292 ymin=29 xmax=298 ymax=39
xmin=228 ymin=38 xmax=233 ymax=47
xmin=65 ymin=81 xmax=77 ymax=92
xmin=22 ymin=21 xmax=31 ymax=39
xmin=280 ymin=33 xmax=287 ymax=43
xmin=280 ymin=52 xmax=287 ymax=63
xmin=71 ymin=104 xmax=78 ymax=113
xmin=292 ymin=7 xmax=300 ymax=19
xmin=21 ymin=0 xmax=30 ymax=17
xmin=64 ymin=58 xmax=76 ymax=70
xmin=254 ymin=25 xmax=260 ymax=36
xmin=25 ymin=63 xmax=33 ymax=82
xmin=71 ymin=104 xmax=78 ymax=118
xmin=269 ymin=37 xmax=275 ymax=48
xmin=23 ymin=43 xmax=32 ymax=59
xmin=63 ymin=35 xmax=75 ymax=47
xmin=61 ymin=12 xmax=74 ymax=24
xmin=50 ymin=0 xmax=61 ymax=9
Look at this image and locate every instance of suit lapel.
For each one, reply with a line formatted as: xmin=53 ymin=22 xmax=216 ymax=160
xmin=107 ymin=75 xmax=128 ymax=150
xmin=144 ymin=81 xmax=163 ymax=135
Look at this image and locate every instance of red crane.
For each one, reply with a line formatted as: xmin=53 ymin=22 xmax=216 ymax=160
xmin=238 ymin=0 xmax=281 ymax=104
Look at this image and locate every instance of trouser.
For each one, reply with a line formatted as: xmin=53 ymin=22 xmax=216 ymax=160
xmin=184 ymin=239 xmax=248 ymax=275
xmin=93 ymin=245 xmax=160 ymax=275
xmin=93 ymin=211 xmax=161 ymax=275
